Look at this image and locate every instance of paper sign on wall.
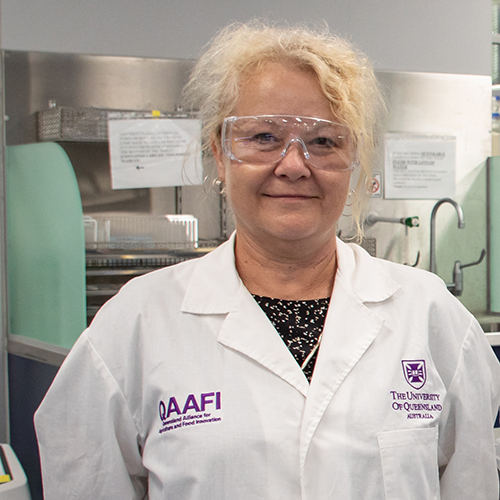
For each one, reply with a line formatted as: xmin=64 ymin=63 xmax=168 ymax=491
xmin=384 ymin=133 xmax=456 ymax=199
xmin=108 ymin=118 xmax=202 ymax=189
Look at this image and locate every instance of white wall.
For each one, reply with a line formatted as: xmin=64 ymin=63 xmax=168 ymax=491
xmin=0 ymin=0 xmax=492 ymax=75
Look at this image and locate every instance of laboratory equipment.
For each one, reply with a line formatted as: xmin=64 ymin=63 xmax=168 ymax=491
xmin=85 ymin=214 xmax=211 ymax=317
xmin=363 ymin=212 xmax=420 ymax=266
xmin=364 ymin=212 xmax=419 ymax=228
xmin=429 ymin=198 xmax=485 ymax=296
xmin=6 ymin=143 xmax=86 ymax=350
xmin=0 ymin=444 xmax=31 ymax=500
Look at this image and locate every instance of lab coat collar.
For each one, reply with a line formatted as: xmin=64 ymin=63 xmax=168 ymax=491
xmin=181 ymin=234 xmax=401 ymax=314
xmin=181 ymin=232 xmax=241 ymax=315
xmin=334 ymin=237 xmax=401 ymax=303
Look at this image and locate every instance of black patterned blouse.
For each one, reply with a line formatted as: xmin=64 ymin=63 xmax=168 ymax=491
xmin=252 ymin=295 xmax=331 ymax=382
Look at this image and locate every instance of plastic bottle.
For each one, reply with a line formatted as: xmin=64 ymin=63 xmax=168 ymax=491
xmin=493 ymin=95 xmax=500 ymax=133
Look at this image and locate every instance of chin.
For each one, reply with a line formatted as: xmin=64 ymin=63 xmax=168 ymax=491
xmin=262 ymin=225 xmax=333 ymax=244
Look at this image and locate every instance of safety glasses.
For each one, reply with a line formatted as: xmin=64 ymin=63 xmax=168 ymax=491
xmin=221 ymin=115 xmax=356 ymax=171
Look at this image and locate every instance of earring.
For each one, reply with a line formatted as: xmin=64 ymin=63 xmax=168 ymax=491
xmin=213 ymin=178 xmax=226 ymax=195
xmin=344 ymin=189 xmax=355 ymax=207
xmin=341 ymin=189 xmax=355 ymax=217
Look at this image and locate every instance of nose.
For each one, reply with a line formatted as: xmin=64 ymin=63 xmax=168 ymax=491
xmin=274 ymin=138 xmax=312 ymax=180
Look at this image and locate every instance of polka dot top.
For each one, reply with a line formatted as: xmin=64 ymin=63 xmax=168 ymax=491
xmin=252 ymin=295 xmax=331 ymax=382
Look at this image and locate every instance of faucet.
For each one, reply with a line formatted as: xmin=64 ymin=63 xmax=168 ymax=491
xmin=429 ymin=198 xmax=464 ymax=274
xmin=429 ymin=198 xmax=485 ymax=296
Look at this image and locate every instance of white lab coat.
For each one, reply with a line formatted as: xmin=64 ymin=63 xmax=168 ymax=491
xmin=35 ymin=235 xmax=500 ymax=499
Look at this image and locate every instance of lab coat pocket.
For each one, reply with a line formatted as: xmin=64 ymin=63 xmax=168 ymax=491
xmin=378 ymin=427 xmax=440 ymax=500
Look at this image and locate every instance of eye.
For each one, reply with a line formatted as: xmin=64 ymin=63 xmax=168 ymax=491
xmin=310 ymin=136 xmax=338 ymax=149
xmin=237 ymin=132 xmax=282 ymax=150
xmin=253 ymin=132 xmax=278 ymax=144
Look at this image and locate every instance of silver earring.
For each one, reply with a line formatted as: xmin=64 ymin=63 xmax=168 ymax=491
xmin=344 ymin=189 xmax=355 ymax=207
xmin=213 ymin=178 xmax=226 ymax=195
xmin=341 ymin=189 xmax=355 ymax=217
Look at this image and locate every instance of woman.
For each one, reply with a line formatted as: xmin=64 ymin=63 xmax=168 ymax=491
xmin=35 ymin=22 xmax=500 ymax=499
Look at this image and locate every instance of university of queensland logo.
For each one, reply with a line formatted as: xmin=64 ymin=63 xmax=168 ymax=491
xmin=402 ymin=360 xmax=427 ymax=390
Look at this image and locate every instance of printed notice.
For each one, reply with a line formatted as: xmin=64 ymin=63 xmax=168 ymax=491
xmin=384 ymin=134 xmax=456 ymax=199
xmin=108 ymin=118 xmax=202 ymax=189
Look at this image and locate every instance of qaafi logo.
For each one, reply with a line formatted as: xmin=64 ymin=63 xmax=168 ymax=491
xmin=402 ymin=360 xmax=427 ymax=390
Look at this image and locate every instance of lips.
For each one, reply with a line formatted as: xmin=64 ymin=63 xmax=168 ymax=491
xmin=264 ymin=193 xmax=317 ymax=199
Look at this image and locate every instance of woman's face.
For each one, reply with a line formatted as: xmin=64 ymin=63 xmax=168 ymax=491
xmin=213 ymin=63 xmax=353 ymax=250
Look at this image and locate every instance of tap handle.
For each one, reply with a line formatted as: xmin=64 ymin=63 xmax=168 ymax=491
xmin=447 ymin=250 xmax=486 ymax=297
xmin=460 ymin=249 xmax=486 ymax=269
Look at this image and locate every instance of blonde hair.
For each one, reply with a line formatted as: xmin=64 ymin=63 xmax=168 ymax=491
xmin=183 ymin=21 xmax=384 ymax=236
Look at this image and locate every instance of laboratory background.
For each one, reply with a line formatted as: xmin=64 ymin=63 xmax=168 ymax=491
xmin=0 ymin=0 xmax=499 ymax=498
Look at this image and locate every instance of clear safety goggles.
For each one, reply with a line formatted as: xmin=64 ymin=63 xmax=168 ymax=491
xmin=221 ymin=115 xmax=357 ymax=172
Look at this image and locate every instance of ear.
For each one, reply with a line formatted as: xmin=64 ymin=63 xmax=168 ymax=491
xmin=211 ymin=140 xmax=226 ymax=182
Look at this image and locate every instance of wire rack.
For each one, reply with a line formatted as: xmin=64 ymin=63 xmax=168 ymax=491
xmin=37 ymin=107 xmax=109 ymax=142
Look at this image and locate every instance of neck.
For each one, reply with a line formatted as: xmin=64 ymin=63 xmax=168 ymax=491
xmin=234 ymin=231 xmax=338 ymax=300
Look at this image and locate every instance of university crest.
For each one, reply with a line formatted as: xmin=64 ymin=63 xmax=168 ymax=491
xmin=402 ymin=360 xmax=427 ymax=390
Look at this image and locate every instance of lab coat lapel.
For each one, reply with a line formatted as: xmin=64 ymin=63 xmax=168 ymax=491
xmin=181 ymin=233 xmax=309 ymax=396
xmin=299 ymin=239 xmax=401 ymax=469
xmin=218 ymin=288 xmax=309 ymax=396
